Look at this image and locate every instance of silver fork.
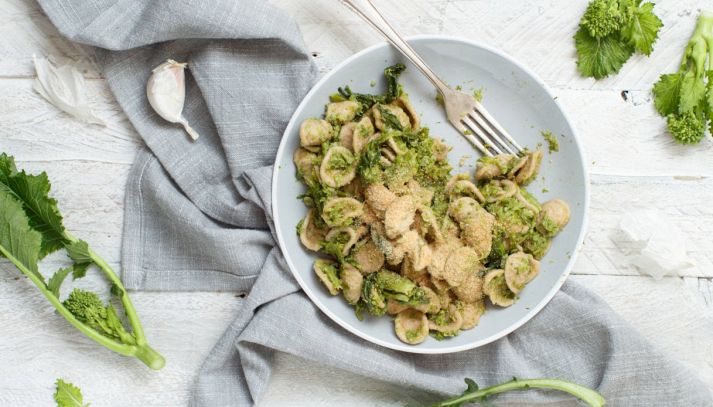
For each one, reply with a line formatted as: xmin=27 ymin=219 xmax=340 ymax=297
xmin=339 ymin=0 xmax=523 ymax=157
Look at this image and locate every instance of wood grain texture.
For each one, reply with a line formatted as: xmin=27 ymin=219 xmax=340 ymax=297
xmin=1 ymin=0 xmax=712 ymax=405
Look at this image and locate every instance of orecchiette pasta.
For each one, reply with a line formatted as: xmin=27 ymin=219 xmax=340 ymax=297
xmin=452 ymin=271 xmax=484 ymax=303
xmin=300 ymin=118 xmax=332 ymax=148
xmin=459 ymin=300 xmax=486 ymax=330
xmin=372 ymin=103 xmax=411 ymax=130
xmin=537 ymin=199 xmax=571 ymax=237
xmin=483 ymin=269 xmax=516 ymax=307
xmin=293 ymin=148 xmax=318 ymax=181
xmin=504 ymin=251 xmax=540 ymax=294
xmin=364 ymin=183 xmax=396 ymax=213
xmin=384 ymin=195 xmax=416 ymax=239
xmin=341 ymin=263 xmax=364 ymax=305
xmin=351 ymin=238 xmax=385 ymax=274
xmin=394 ymin=309 xmax=429 ymax=344
xmin=442 ymin=246 xmax=480 ymax=287
xmin=351 ymin=117 xmax=376 ymax=154
xmin=428 ymin=304 xmax=463 ymax=334
xmin=298 ymin=209 xmax=325 ymax=252
xmin=322 ymin=197 xmax=364 ymax=227
xmin=326 ymin=100 xmax=360 ymax=124
xmin=295 ymin=64 xmax=569 ymax=345
xmin=320 ymin=145 xmax=357 ymax=188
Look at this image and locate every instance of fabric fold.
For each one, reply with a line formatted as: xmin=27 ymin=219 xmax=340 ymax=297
xmin=36 ymin=0 xmax=713 ymax=405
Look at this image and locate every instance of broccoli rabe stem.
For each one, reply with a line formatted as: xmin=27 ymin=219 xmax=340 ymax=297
xmin=0 ymin=235 xmax=165 ymax=370
xmin=432 ymin=378 xmax=605 ymax=407
xmin=80 ymin=235 xmax=165 ymax=369
xmin=680 ymin=12 xmax=713 ymax=70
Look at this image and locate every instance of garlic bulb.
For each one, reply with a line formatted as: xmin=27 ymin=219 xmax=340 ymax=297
xmin=146 ymin=59 xmax=200 ymax=141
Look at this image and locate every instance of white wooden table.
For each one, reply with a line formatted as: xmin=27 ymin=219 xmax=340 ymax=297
xmin=1 ymin=0 xmax=712 ymax=405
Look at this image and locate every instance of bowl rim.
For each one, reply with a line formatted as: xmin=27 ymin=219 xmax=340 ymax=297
xmin=271 ymin=34 xmax=590 ymax=354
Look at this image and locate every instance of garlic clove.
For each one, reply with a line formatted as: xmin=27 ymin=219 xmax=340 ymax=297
xmin=146 ymin=59 xmax=200 ymax=141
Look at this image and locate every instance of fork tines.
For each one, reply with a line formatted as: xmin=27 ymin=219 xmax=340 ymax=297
xmin=461 ymin=103 xmax=523 ymax=157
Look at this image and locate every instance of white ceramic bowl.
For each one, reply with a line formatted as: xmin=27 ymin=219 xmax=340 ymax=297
xmin=272 ymin=36 xmax=589 ymax=354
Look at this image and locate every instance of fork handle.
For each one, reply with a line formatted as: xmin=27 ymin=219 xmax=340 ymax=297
xmin=339 ymin=0 xmax=450 ymax=95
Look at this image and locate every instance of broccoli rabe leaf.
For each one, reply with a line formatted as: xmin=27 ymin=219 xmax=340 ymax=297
xmin=0 ymin=152 xmax=17 ymax=181
xmin=378 ymin=105 xmax=405 ymax=131
xmin=574 ymin=27 xmax=634 ymax=79
xmin=621 ymin=2 xmax=663 ymax=55
xmin=66 ymin=239 xmax=92 ymax=279
xmin=384 ymin=63 xmax=406 ymax=101
xmin=0 ymin=154 xmax=66 ymax=258
xmin=652 ymin=73 xmax=683 ymax=116
xmin=679 ymin=70 xmax=707 ymax=113
xmin=54 ymin=379 xmax=89 ymax=407
xmin=48 ymin=267 xmax=73 ymax=297
xmin=0 ymin=190 xmax=43 ymax=279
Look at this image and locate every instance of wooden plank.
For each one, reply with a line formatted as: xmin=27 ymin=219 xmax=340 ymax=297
xmin=0 ymin=0 xmax=99 ymax=78
xmin=558 ymin=88 xmax=713 ymax=177
xmin=1 ymin=0 xmax=709 ymax=91
xmin=684 ymin=277 xmax=713 ymax=309
xmin=0 ymin=79 xmax=141 ymax=164
xmin=577 ymin=175 xmax=713 ymax=278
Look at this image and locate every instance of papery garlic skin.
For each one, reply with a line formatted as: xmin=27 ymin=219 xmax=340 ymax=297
xmin=32 ymin=54 xmax=106 ymax=126
xmin=614 ymin=209 xmax=696 ymax=280
xmin=147 ymin=59 xmax=200 ymax=141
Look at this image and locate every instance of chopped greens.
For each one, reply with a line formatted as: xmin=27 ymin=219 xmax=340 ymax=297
xmin=540 ymin=130 xmax=559 ymax=152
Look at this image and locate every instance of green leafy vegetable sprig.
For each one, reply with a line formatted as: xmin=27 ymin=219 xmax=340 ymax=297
xmin=652 ymin=12 xmax=713 ymax=144
xmin=0 ymin=153 xmax=164 ymax=369
xmin=575 ymin=0 xmax=663 ymax=79
xmin=54 ymin=379 xmax=89 ymax=407
xmin=426 ymin=377 xmax=605 ymax=407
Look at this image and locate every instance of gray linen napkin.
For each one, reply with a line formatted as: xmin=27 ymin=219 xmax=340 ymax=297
xmin=37 ymin=1 xmax=712 ymax=405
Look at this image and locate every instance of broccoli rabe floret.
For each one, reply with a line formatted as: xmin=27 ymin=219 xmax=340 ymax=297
xmin=652 ymin=12 xmax=713 ymax=144
xmin=376 ymin=270 xmax=428 ymax=305
xmin=580 ymin=0 xmax=624 ymax=38
xmin=63 ymin=289 xmax=136 ymax=345
xmin=666 ymin=111 xmax=707 ymax=144
xmin=360 ymin=272 xmax=387 ymax=316
xmin=359 ymin=270 xmax=429 ymax=317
